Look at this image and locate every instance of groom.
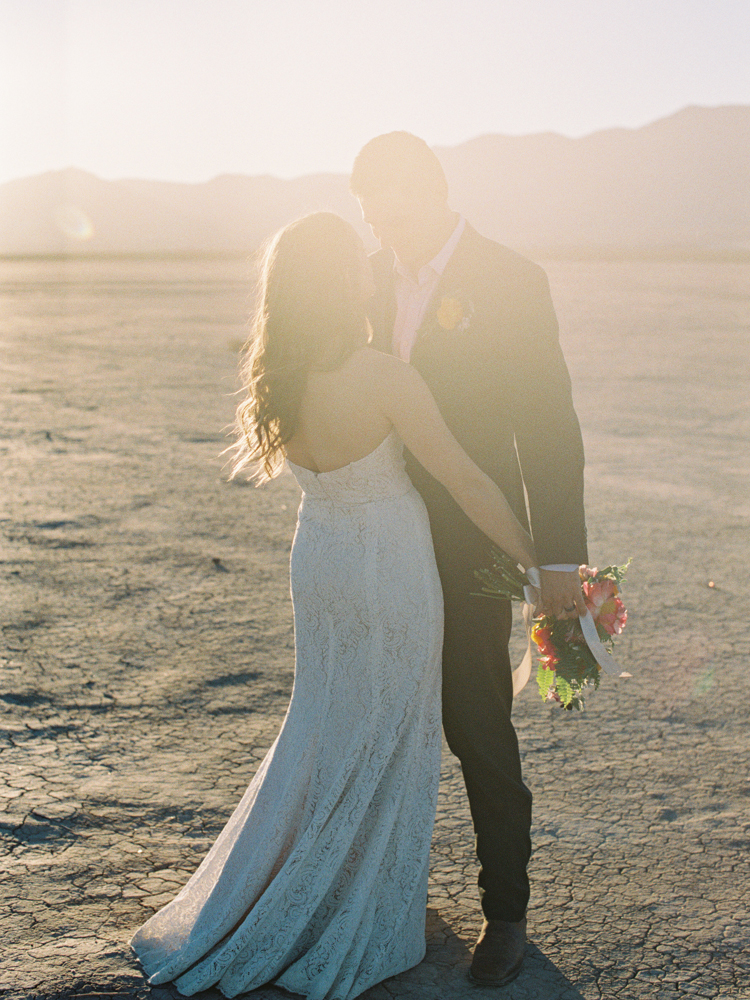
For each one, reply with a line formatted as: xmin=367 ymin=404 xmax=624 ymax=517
xmin=350 ymin=133 xmax=588 ymax=986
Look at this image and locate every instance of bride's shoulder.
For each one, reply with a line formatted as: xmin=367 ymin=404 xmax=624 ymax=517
xmin=349 ymin=349 xmax=426 ymax=407
xmin=341 ymin=349 xmax=441 ymax=431
xmin=354 ymin=347 xmax=412 ymax=380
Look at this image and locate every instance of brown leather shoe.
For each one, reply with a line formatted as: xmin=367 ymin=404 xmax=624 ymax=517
xmin=469 ymin=917 xmax=527 ymax=986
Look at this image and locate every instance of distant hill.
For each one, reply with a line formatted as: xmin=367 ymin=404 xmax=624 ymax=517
xmin=1 ymin=105 xmax=749 ymax=256
xmin=435 ymin=105 xmax=750 ymax=253
xmin=0 ymin=170 xmax=362 ymax=256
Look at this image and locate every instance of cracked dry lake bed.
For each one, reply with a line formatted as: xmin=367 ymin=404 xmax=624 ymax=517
xmin=1 ymin=257 xmax=750 ymax=1000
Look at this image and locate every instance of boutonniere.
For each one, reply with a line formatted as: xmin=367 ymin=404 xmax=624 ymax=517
xmin=433 ymin=290 xmax=474 ymax=334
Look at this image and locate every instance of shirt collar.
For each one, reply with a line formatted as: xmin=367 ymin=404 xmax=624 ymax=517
xmin=394 ymin=214 xmax=466 ymax=285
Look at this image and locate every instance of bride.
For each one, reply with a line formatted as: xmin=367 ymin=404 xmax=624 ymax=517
xmin=130 ymin=212 xmax=537 ymax=999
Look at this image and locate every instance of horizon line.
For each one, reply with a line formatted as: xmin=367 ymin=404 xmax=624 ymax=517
xmin=3 ymin=246 xmax=749 ymax=265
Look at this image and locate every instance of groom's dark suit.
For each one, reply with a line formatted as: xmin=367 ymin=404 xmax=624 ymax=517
xmin=368 ymin=221 xmax=588 ymax=922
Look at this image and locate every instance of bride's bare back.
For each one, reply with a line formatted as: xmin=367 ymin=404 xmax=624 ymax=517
xmin=284 ymin=348 xmax=392 ymax=473
xmin=284 ymin=347 xmax=537 ymax=572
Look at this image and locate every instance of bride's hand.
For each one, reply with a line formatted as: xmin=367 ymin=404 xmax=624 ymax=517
xmin=538 ymin=569 xmax=586 ymax=620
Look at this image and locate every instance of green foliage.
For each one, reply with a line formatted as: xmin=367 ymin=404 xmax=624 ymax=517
xmin=476 ymin=552 xmax=630 ymax=711
xmin=538 ymin=616 xmax=604 ymax=710
xmin=555 ymin=675 xmax=574 ymax=708
xmin=473 ymin=547 xmax=528 ymax=602
xmin=536 ymin=662 xmax=554 ymax=701
xmin=594 ymin=559 xmax=631 ymax=587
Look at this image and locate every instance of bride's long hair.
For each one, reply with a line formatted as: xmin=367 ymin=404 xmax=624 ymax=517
xmin=229 ymin=213 xmax=370 ymax=483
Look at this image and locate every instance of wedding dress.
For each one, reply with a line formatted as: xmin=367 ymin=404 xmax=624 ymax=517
xmin=130 ymin=429 xmax=444 ymax=999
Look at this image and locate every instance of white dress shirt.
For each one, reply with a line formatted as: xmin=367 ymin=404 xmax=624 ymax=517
xmin=390 ymin=216 xmax=577 ymax=576
xmin=392 ymin=215 xmax=466 ymax=362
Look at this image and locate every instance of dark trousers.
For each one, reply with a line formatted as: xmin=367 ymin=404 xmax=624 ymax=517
xmin=440 ymin=585 xmax=532 ymax=923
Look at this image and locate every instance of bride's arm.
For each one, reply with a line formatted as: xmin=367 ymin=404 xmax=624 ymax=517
xmin=373 ymin=352 xmax=537 ymax=571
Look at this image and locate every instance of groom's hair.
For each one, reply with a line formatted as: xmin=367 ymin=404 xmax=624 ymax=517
xmin=350 ymin=132 xmax=448 ymax=201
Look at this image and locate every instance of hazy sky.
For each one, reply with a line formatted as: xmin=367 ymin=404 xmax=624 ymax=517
xmin=1 ymin=0 xmax=748 ymax=185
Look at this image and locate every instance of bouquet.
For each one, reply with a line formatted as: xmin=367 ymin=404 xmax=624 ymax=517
xmin=475 ymin=551 xmax=630 ymax=710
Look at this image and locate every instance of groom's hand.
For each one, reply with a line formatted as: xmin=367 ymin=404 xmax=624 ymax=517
xmin=538 ymin=569 xmax=586 ymax=620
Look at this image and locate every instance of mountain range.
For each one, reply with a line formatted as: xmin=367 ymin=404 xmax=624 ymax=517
xmin=1 ymin=105 xmax=748 ymax=256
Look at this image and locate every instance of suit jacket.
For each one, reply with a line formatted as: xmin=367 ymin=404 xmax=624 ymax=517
xmin=367 ymin=222 xmax=588 ymax=593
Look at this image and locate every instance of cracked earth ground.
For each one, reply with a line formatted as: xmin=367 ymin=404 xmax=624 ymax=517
xmin=1 ymin=258 xmax=749 ymax=999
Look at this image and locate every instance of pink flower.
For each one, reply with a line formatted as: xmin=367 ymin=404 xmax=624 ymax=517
xmin=598 ymin=597 xmax=627 ymax=636
xmin=582 ymin=576 xmax=616 ymax=610
xmin=582 ymin=578 xmax=628 ymax=636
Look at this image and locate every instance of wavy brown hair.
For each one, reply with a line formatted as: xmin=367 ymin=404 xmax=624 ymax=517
xmin=229 ymin=213 xmax=370 ymax=483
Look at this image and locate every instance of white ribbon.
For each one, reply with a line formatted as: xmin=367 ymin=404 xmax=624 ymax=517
xmin=578 ymin=608 xmax=631 ymax=678
xmin=512 ymin=566 xmax=631 ymax=696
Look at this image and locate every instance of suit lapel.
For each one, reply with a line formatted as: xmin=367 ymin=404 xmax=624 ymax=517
xmin=410 ymin=224 xmax=482 ymax=365
xmin=433 ymin=222 xmax=481 ymax=295
xmin=368 ymin=225 xmax=484 ymax=360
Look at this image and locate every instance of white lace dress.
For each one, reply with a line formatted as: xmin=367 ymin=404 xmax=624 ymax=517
xmin=130 ymin=430 xmax=444 ymax=1000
